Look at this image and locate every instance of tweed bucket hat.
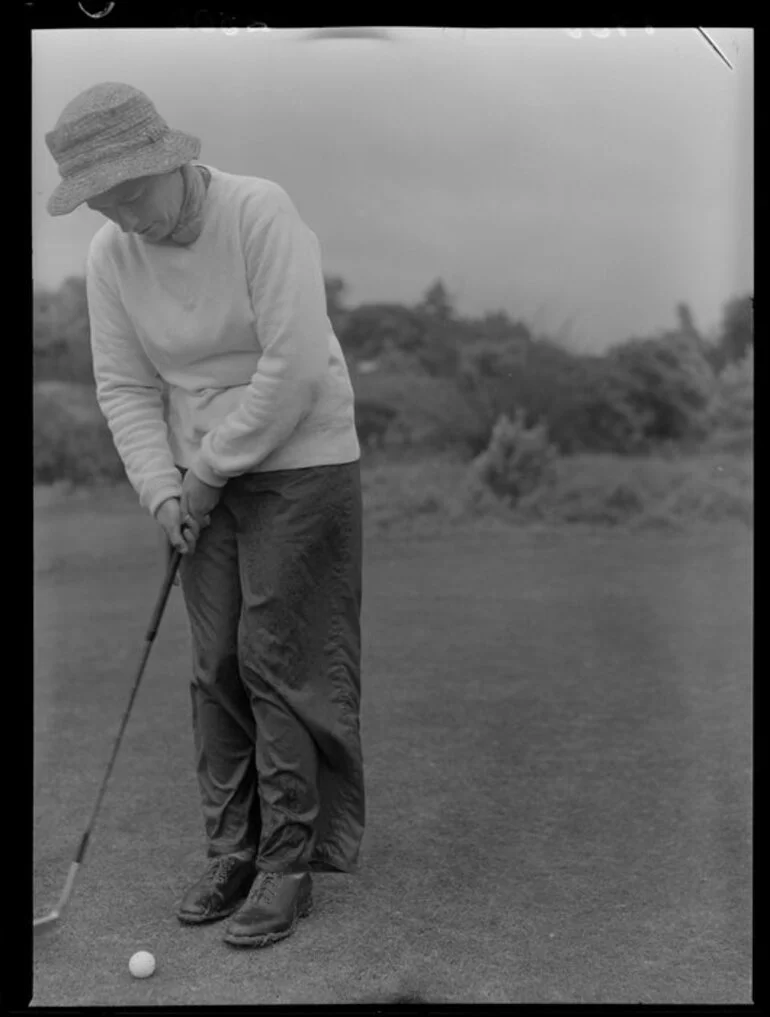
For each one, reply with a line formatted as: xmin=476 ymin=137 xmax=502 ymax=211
xmin=45 ymin=82 xmax=202 ymax=216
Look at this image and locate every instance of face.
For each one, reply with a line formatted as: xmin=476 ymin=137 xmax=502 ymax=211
xmin=86 ymin=170 xmax=183 ymax=241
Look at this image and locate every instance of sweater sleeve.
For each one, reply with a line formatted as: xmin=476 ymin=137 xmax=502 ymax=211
xmin=86 ymin=244 xmax=183 ymax=516
xmin=191 ymin=198 xmax=329 ymax=486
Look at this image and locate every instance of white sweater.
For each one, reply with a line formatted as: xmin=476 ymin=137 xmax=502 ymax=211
xmin=85 ymin=164 xmax=360 ymax=516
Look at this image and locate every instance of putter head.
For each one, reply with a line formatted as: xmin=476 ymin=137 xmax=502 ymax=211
xmin=34 ymin=862 xmax=79 ymax=932
xmin=33 ymin=911 xmax=60 ymax=931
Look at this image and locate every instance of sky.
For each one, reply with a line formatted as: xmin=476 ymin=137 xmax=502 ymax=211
xmin=32 ymin=27 xmax=753 ymax=352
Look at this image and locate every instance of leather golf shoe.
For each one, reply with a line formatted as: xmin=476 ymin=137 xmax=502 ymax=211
xmin=177 ymin=855 xmax=256 ymax=925
xmin=223 ymin=871 xmax=313 ymax=947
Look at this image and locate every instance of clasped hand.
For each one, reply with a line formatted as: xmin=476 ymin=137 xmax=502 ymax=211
xmin=156 ymin=472 xmax=223 ymax=556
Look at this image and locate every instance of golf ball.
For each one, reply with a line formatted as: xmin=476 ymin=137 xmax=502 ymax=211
xmin=129 ymin=951 xmax=156 ymax=979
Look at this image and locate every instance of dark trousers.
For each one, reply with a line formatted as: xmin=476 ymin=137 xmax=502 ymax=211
xmin=178 ymin=462 xmax=365 ymax=874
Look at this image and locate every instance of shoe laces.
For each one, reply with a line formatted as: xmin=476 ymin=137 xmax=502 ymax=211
xmin=204 ymin=855 xmax=241 ymax=887
xmin=246 ymin=870 xmax=282 ymax=905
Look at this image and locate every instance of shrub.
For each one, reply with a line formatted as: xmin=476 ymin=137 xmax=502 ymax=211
xmin=705 ymin=347 xmax=753 ymax=451
xmin=34 ymin=384 xmax=125 ymax=485
xmin=545 ymin=357 xmax=654 ymax=455
xmin=458 ymin=337 xmax=580 ymax=439
xmin=353 ymin=372 xmax=488 ymax=454
xmin=515 ymin=451 xmax=753 ymax=529
xmin=34 ymin=278 xmax=94 ymax=385
xmin=360 ymin=448 xmax=752 ymax=535
xmin=340 ymin=303 xmax=427 ymax=361
xmin=717 ymin=294 xmax=753 ymax=366
xmin=471 ymin=409 xmax=558 ymax=505
xmin=457 ymin=340 xmax=657 ymax=456
xmin=355 ymin=399 xmax=399 ymax=449
xmin=607 ymin=332 xmax=717 ymax=445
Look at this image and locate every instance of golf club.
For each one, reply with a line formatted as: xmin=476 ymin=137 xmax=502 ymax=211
xmin=34 ymin=547 xmax=183 ymax=932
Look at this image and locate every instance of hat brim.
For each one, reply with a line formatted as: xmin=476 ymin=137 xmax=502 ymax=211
xmin=46 ymin=130 xmax=202 ymax=216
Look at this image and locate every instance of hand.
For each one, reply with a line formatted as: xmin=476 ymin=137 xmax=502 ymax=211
xmin=181 ymin=471 xmax=223 ymax=533
xmin=156 ymin=497 xmax=200 ymax=556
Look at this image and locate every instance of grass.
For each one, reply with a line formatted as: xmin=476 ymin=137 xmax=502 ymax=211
xmin=32 ymin=488 xmax=752 ymax=1005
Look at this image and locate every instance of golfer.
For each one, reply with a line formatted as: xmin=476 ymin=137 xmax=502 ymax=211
xmin=45 ymin=82 xmax=365 ymax=949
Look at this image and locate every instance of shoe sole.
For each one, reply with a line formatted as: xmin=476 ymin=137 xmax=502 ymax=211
xmin=222 ymin=889 xmax=313 ymax=948
xmin=177 ymin=900 xmax=246 ymax=925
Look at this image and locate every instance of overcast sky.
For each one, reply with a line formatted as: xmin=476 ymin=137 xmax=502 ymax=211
xmin=32 ymin=27 xmax=752 ymax=351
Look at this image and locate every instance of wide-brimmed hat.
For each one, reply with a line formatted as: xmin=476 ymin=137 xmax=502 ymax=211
xmin=45 ymin=82 xmax=202 ymax=216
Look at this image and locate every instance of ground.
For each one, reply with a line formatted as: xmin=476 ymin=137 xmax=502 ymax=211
xmin=32 ymin=489 xmax=752 ymax=1005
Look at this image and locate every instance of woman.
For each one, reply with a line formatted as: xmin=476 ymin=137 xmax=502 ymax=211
xmin=45 ymin=82 xmax=365 ymax=949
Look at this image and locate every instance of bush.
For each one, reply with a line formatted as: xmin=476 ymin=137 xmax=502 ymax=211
xmin=360 ymin=449 xmax=752 ymax=535
xmin=545 ymin=357 xmax=654 ymax=455
xmin=458 ymin=340 xmax=656 ymax=456
xmin=34 ymin=278 xmax=94 ymax=385
xmin=607 ymin=332 xmax=717 ymax=445
xmin=34 ymin=384 xmax=125 ymax=485
xmin=460 ymin=328 xmax=721 ymax=457
xmin=717 ymin=294 xmax=753 ymax=367
xmin=355 ymin=399 xmax=398 ymax=449
xmin=471 ymin=409 xmax=558 ymax=505
xmin=458 ymin=337 xmax=580 ymax=441
xmin=705 ymin=347 xmax=753 ymax=451
xmin=512 ymin=451 xmax=753 ymax=529
xmin=340 ymin=303 xmax=428 ymax=361
xmin=353 ymin=372 xmax=488 ymax=454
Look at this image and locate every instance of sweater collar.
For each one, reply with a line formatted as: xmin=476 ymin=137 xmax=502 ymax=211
xmin=157 ymin=162 xmax=211 ymax=246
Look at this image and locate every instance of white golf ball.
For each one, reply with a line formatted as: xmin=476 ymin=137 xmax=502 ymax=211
xmin=129 ymin=950 xmax=156 ymax=979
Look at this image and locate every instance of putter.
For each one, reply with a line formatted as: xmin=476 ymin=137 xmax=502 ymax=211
xmin=34 ymin=547 xmax=183 ymax=933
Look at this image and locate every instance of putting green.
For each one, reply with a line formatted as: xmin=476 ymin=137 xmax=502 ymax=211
xmin=33 ymin=494 xmax=752 ymax=1004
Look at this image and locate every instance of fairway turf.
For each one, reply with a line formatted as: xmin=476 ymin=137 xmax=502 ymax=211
xmin=33 ymin=490 xmax=752 ymax=1005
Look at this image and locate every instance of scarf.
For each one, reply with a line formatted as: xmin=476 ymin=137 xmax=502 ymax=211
xmin=162 ymin=162 xmax=211 ymax=246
